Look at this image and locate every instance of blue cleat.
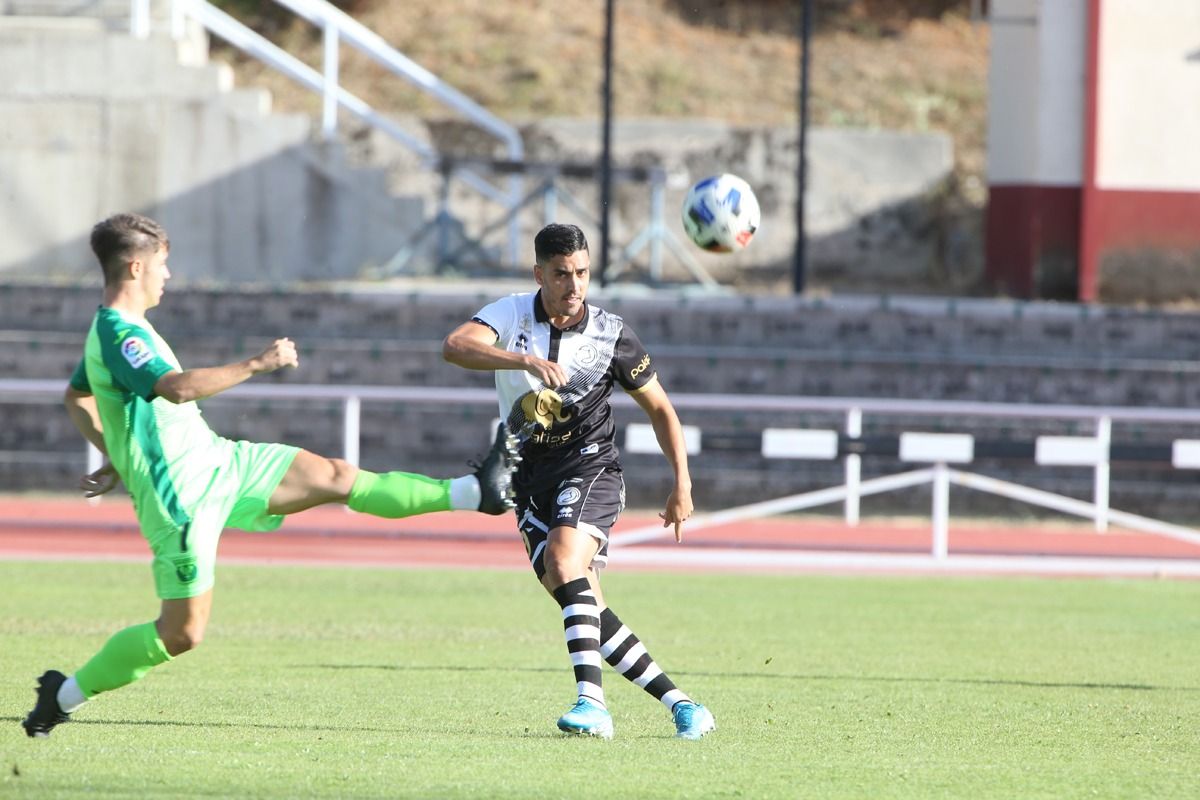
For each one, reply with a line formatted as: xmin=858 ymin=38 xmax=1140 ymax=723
xmin=672 ymin=702 xmax=716 ymax=740
xmin=556 ymin=698 xmax=614 ymax=739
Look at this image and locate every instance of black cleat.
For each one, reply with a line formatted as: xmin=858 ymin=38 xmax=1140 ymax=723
xmin=22 ymin=669 xmax=70 ymax=738
xmin=471 ymin=422 xmax=519 ymax=515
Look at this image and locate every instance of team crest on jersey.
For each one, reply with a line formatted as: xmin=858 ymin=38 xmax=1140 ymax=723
xmin=576 ymin=344 xmax=599 ymax=366
xmin=171 ymin=555 xmax=198 ymax=584
xmin=556 ymin=486 xmax=582 ymax=506
xmin=121 ymin=336 xmax=154 ymax=369
xmin=521 ymin=388 xmax=573 ymax=430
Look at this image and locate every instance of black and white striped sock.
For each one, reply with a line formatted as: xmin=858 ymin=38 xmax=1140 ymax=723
xmin=599 ymin=607 xmax=690 ymax=711
xmin=552 ymin=578 xmax=605 ymax=708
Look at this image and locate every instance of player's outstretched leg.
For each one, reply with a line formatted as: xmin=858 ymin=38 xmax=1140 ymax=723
xmin=346 ymin=423 xmax=518 ymax=518
xmin=471 ymin=422 xmax=520 ymax=515
xmin=598 ymin=607 xmax=715 ymax=739
xmin=21 ymin=670 xmax=70 ymax=738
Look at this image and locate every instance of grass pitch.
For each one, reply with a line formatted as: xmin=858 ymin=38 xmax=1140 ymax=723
xmin=1 ymin=561 xmax=1198 ymax=799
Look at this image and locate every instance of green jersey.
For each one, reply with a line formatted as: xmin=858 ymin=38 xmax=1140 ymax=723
xmin=70 ymin=307 xmax=229 ymax=533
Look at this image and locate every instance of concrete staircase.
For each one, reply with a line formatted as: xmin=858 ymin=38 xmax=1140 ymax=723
xmin=0 ymin=0 xmax=131 ymax=25
xmin=0 ymin=12 xmax=425 ymax=284
xmin=6 ymin=284 xmax=1200 ymax=518
xmin=6 ymin=284 xmax=1200 ymax=405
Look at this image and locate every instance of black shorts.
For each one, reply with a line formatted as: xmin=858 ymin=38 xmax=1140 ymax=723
xmin=515 ymin=467 xmax=626 ymax=579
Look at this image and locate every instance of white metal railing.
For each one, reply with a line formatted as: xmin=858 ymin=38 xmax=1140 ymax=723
xmin=136 ymin=0 xmax=524 ymax=262
xmin=6 ymin=379 xmax=1200 ymax=570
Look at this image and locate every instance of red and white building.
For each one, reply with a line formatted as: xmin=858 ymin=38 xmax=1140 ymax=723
xmin=986 ymin=0 xmax=1200 ymax=300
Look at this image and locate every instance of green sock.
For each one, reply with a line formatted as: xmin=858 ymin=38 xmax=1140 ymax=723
xmin=74 ymin=621 xmax=172 ymax=698
xmin=347 ymin=470 xmax=451 ymax=518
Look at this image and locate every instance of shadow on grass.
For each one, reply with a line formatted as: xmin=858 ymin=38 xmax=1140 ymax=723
xmin=1 ymin=714 xmax=406 ymax=734
xmin=1 ymin=714 xmax=678 ymax=742
xmin=312 ymin=663 xmax=1200 ymax=692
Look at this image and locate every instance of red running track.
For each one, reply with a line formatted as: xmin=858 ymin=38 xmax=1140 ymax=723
xmin=3 ymin=496 xmax=1200 ymax=577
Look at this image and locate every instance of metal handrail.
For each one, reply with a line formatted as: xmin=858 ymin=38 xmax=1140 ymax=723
xmin=267 ymin=0 xmax=524 ymax=247
xmin=8 ymin=379 xmax=1200 ymax=569
xmin=137 ymin=0 xmax=523 ymax=256
xmin=15 ymin=378 xmax=1200 ymax=422
xmin=271 ymin=0 xmax=521 ymax=155
xmin=175 ymin=1 xmax=437 ymax=163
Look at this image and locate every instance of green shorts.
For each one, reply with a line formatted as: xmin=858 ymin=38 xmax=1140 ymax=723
xmin=145 ymin=440 xmax=300 ymax=600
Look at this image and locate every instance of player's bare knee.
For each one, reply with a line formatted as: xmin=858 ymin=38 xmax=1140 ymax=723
xmin=159 ymin=624 xmax=205 ymax=656
xmin=327 ymin=457 xmax=358 ymax=497
xmin=543 ymin=549 xmax=583 ymax=587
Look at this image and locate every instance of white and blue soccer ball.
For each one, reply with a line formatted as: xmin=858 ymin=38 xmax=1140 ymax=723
xmin=681 ymin=173 xmax=760 ymax=253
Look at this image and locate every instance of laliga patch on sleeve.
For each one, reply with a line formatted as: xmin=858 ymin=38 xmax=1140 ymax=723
xmin=121 ymin=336 xmax=155 ymax=369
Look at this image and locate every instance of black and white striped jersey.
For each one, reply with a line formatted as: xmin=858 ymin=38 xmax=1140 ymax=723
xmin=471 ymin=290 xmax=657 ymax=495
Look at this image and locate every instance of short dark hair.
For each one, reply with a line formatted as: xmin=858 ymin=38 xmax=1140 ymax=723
xmin=534 ymin=223 xmax=588 ymax=264
xmin=90 ymin=213 xmax=170 ymax=284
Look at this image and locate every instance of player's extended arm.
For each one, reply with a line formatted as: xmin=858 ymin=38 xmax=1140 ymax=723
xmin=629 ymin=376 xmax=694 ymax=543
xmin=443 ymin=321 xmax=569 ymax=388
xmin=154 ymin=337 xmax=298 ymax=404
xmin=64 ymin=385 xmax=107 ymax=455
xmin=65 ymin=385 xmax=120 ymax=496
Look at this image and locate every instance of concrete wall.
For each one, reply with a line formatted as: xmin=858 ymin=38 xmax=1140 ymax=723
xmin=7 ymin=284 xmax=1200 ymax=518
xmin=9 ymin=329 xmax=1200 ymax=411
xmin=1086 ymin=0 xmax=1200 ymax=303
xmin=985 ymin=0 xmax=1087 ymax=299
xmin=987 ymin=0 xmax=1200 ymax=301
xmin=0 ymin=10 xmax=965 ymax=292
xmin=413 ymin=117 xmax=960 ymax=290
xmin=1096 ymin=1 xmax=1200 ymax=191
xmin=0 ymin=17 xmax=424 ymax=284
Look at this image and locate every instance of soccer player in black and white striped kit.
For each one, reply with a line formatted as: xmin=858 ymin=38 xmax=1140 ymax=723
xmin=444 ymin=223 xmax=715 ymax=740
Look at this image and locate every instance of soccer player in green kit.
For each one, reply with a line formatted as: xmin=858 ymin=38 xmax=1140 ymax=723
xmin=22 ymin=212 xmax=518 ymax=738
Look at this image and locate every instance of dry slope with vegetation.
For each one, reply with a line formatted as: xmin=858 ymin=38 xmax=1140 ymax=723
xmin=214 ymin=0 xmax=988 ymax=200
